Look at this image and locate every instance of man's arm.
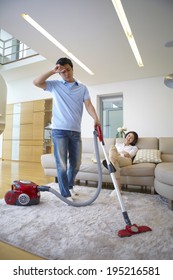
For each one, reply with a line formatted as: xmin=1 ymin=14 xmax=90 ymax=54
xmin=84 ymin=99 xmax=100 ymax=127
xmin=33 ymin=70 xmax=55 ymax=89
xmin=33 ymin=64 xmax=65 ymax=89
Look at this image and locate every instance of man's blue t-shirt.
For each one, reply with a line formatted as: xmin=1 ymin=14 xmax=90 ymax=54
xmin=45 ymin=79 xmax=90 ymax=132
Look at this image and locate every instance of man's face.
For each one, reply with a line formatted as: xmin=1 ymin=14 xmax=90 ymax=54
xmin=59 ymin=64 xmax=74 ymax=82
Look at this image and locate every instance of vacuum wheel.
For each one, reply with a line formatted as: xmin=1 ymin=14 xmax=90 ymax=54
xmin=5 ymin=190 xmax=17 ymax=205
xmin=17 ymin=193 xmax=30 ymax=206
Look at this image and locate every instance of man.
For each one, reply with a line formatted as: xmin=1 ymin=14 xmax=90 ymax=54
xmin=33 ymin=57 xmax=100 ymax=200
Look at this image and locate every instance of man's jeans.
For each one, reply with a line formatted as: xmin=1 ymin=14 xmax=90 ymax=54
xmin=52 ymin=129 xmax=82 ymax=197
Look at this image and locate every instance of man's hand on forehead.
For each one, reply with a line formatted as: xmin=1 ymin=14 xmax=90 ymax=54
xmin=55 ymin=64 xmax=66 ymax=73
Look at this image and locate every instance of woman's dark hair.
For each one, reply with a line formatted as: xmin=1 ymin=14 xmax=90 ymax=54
xmin=125 ymin=131 xmax=138 ymax=146
xmin=56 ymin=57 xmax=73 ymax=69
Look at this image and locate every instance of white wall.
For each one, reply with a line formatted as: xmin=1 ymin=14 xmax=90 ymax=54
xmin=84 ymin=76 xmax=173 ymax=138
xmin=1 ymin=73 xmax=173 ymax=157
xmin=6 ymin=76 xmax=52 ymax=103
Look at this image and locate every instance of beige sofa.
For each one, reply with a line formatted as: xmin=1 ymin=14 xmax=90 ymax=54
xmin=41 ymin=137 xmax=173 ymax=210
xmin=154 ymin=138 xmax=173 ymax=210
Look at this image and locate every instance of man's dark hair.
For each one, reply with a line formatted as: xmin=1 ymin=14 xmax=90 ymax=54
xmin=125 ymin=131 xmax=139 ymax=146
xmin=56 ymin=57 xmax=73 ymax=69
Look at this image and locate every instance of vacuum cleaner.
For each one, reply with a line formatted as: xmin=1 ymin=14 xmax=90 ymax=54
xmin=4 ymin=127 xmax=102 ymax=208
xmin=4 ymin=125 xmax=152 ymax=237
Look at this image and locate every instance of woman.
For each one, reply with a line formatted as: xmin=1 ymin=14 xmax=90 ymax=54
xmin=102 ymin=131 xmax=138 ymax=195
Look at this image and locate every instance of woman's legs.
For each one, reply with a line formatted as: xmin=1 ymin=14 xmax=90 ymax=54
xmin=109 ymin=146 xmax=132 ymax=193
xmin=109 ymin=146 xmax=121 ymax=191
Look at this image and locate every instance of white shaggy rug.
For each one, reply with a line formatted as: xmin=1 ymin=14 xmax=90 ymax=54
xmin=0 ymin=183 xmax=173 ymax=260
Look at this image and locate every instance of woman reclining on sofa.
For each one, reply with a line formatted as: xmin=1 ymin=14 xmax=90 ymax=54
xmin=102 ymin=131 xmax=138 ymax=195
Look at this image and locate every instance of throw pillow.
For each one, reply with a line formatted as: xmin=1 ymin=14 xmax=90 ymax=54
xmin=133 ymin=149 xmax=162 ymax=164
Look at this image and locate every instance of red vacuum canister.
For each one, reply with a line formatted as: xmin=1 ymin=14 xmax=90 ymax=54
xmin=4 ymin=180 xmax=40 ymax=206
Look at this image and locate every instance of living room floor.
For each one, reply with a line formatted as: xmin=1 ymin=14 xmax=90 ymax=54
xmin=0 ymin=159 xmax=151 ymax=260
xmin=0 ymin=159 xmax=53 ymax=260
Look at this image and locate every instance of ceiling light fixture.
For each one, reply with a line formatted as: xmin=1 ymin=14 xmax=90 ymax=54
xmin=21 ymin=13 xmax=94 ymax=75
xmin=164 ymin=74 xmax=173 ymax=89
xmin=112 ymin=0 xmax=144 ymax=67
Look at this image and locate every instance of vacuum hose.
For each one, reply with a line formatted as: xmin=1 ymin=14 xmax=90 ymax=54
xmin=38 ymin=128 xmax=102 ymax=207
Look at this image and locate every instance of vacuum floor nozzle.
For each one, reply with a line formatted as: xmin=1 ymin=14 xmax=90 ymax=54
xmin=118 ymin=224 xmax=152 ymax=237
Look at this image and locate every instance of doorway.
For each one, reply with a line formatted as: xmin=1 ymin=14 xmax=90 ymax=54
xmin=98 ymin=94 xmax=123 ymax=138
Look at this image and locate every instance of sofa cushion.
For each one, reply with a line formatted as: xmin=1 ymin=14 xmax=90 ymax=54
xmin=41 ymin=153 xmax=55 ymax=168
xmin=91 ymin=138 xmax=115 ymax=161
xmin=159 ymin=137 xmax=173 ymax=162
xmin=136 ymin=137 xmax=158 ymax=149
xmin=120 ymin=163 xmax=156 ymax=177
xmin=155 ymin=163 xmax=173 ymax=186
xmin=133 ymin=149 xmax=162 ymax=164
xmin=159 ymin=137 xmax=173 ymax=153
xmin=79 ymin=161 xmax=109 ymax=175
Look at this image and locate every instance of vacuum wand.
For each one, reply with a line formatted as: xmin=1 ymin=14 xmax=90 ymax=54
xmin=96 ymin=126 xmax=131 ymax=225
xmin=95 ymin=125 xmax=152 ymax=237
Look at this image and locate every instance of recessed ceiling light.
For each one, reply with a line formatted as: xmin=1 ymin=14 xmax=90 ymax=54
xmin=21 ymin=13 xmax=94 ymax=75
xmin=112 ymin=0 xmax=144 ymax=67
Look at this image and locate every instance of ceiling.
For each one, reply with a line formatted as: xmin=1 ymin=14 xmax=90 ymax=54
xmin=0 ymin=0 xmax=173 ymax=86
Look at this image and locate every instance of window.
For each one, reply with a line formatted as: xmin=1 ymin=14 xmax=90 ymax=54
xmin=97 ymin=94 xmax=123 ymax=138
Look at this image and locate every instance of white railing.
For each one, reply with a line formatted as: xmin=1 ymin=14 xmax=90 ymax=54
xmin=0 ymin=37 xmax=38 ymax=64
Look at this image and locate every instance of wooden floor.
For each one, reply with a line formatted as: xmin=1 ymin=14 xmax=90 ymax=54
xmin=0 ymin=159 xmax=54 ymax=260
